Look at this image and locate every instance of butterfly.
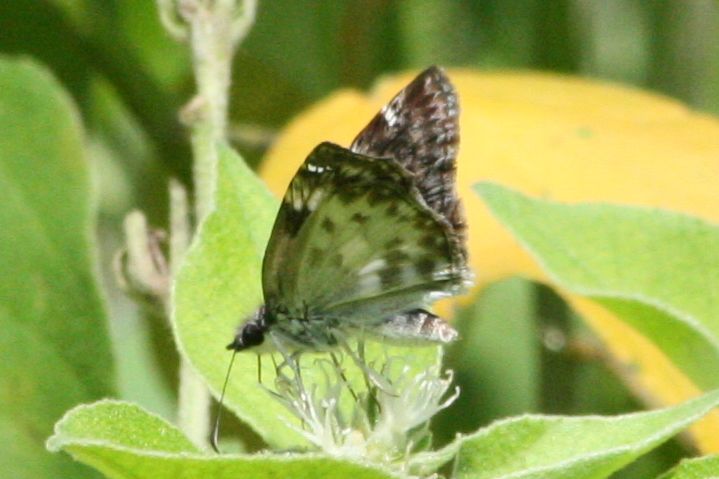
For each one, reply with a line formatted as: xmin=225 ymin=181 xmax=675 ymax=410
xmin=228 ymin=66 xmax=472 ymax=354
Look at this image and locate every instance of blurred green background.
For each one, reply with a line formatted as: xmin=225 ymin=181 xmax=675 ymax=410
xmin=2 ymin=1 xmax=718 ymax=477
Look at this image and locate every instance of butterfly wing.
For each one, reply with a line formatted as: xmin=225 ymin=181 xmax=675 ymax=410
xmin=350 ymin=66 xmax=466 ymax=252
xmin=261 ymin=142 xmax=470 ymax=326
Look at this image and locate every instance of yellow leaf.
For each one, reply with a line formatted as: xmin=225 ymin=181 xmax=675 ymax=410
xmin=259 ymin=70 xmax=719 ymax=452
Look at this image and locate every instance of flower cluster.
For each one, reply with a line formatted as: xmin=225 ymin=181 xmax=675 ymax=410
xmin=266 ymin=344 xmax=459 ymax=475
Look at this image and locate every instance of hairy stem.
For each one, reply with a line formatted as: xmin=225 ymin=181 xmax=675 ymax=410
xmin=167 ymin=179 xmax=210 ymax=446
xmin=180 ymin=0 xmax=257 ymax=217
xmin=178 ymin=1 xmax=231 ymax=447
xmin=162 ymin=0 xmax=257 ymax=448
xmin=185 ymin=10 xmax=230 ymax=217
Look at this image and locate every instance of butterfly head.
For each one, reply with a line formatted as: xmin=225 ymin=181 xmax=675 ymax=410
xmin=226 ymin=305 xmax=268 ymax=351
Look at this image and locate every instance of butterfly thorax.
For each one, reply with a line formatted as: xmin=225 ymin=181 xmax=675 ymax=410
xmin=226 ymin=305 xmax=269 ymax=352
xmin=227 ymin=304 xmax=342 ymax=352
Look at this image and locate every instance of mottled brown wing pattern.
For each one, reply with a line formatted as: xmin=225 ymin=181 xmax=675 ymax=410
xmin=350 ymin=66 xmax=465 ymax=260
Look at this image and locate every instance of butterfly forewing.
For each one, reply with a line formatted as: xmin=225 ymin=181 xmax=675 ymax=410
xmin=262 ymin=142 xmax=468 ymax=329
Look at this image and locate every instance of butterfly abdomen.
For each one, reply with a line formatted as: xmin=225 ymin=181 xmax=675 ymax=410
xmin=371 ymin=309 xmax=458 ymax=345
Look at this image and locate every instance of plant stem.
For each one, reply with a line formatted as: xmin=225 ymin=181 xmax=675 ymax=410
xmin=177 ymin=357 xmax=212 ymax=449
xmin=182 ymin=0 xmax=256 ymax=217
xmin=169 ymin=0 xmax=257 ymax=448
xmin=168 ymin=179 xmax=211 ymax=447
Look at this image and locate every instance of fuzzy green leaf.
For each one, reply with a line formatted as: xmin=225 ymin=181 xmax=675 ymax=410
xmin=658 ymin=454 xmax=719 ymax=479
xmin=451 ymin=390 xmax=719 ymax=479
xmin=47 ymin=400 xmax=398 ymax=479
xmin=0 ymin=57 xmax=114 ymax=477
xmin=173 ymin=143 xmax=440 ymax=449
xmin=47 ymin=400 xmax=200 ymax=455
xmin=475 ymin=182 xmax=719 ymax=391
xmin=435 ymin=278 xmax=540 ymax=444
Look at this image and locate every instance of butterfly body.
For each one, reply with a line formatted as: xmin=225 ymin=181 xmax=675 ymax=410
xmin=228 ymin=67 xmax=472 ymax=353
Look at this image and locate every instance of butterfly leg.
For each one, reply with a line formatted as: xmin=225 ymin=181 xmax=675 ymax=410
xmin=289 ymin=352 xmax=310 ymax=432
xmin=293 ymin=351 xmax=303 ymax=383
xmin=341 ymin=341 xmax=398 ymax=397
xmin=256 ymin=354 xmax=262 ymax=384
xmin=330 ymin=352 xmax=358 ymax=402
xmin=269 ymin=332 xmax=302 ymax=382
xmin=354 ymin=339 xmax=382 ymax=417
xmin=356 ymin=339 xmax=372 ymax=391
xmin=357 ymin=339 xmax=366 ymax=362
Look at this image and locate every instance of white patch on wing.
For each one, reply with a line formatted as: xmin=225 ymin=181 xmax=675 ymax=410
xmin=425 ymin=290 xmax=452 ymax=302
xmin=359 ymin=273 xmax=381 ymax=292
xmin=358 ymin=258 xmax=387 ymax=276
xmin=306 ymin=189 xmax=325 ymax=211
xmin=429 ymin=266 xmax=453 ymax=280
xmin=338 ymin=235 xmax=369 ymax=260
xmin=381 ymin=103 xmax=400 ymax=127
xmin=291 ymin=193 xmax=304 ymax=211
xmin=306 ymin=163 xmax=326 ymax=173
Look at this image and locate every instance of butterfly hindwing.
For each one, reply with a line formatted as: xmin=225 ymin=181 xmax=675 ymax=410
xmin=350 ymin=66 xmax=465 ymax=253
xmin=262 ymin=142 xmax=468 ymax=328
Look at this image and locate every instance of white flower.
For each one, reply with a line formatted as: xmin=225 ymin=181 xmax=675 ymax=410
xmin=267 ymin=346 xmax=459 ymax=475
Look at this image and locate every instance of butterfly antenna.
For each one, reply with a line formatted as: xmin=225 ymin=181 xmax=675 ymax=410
xmin=211 ymin=349 xmax=238 ymax=454
xmin=257 ymin=354 xmax=262 ymax=383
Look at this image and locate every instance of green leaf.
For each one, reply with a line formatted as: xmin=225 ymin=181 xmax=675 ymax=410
xmin=241 ymin=2 xmax=349 ymax=98
xmin=0 ymin=57 xmax=114 ymax=476
xmin=396 ymin=1 xmax=482 ymax=67
xmin=87 ymin=77 xmax=179 ymax=420
xmin=48 ymin=400 xmax=398 ymax=479
xmin=659 ymin=454 xmax=719 ymax=479
xmin=434 ymin=278 xmax=541 ymax=444
xmin=174 ymin=143 xmax=440 ymax=449
xmin=47 ymin=400 xmax=200 ymax=454
xmin=451 ymin=390 xmax=719 ymax=479
xmin=475 ymin=182 xmax=719 ymax=391
xmin=435 ymin=279 xmax=688 ymax=478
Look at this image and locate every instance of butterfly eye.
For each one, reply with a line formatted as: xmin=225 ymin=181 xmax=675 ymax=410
xmin=241 ymin=323 xmax=265 ymax=348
